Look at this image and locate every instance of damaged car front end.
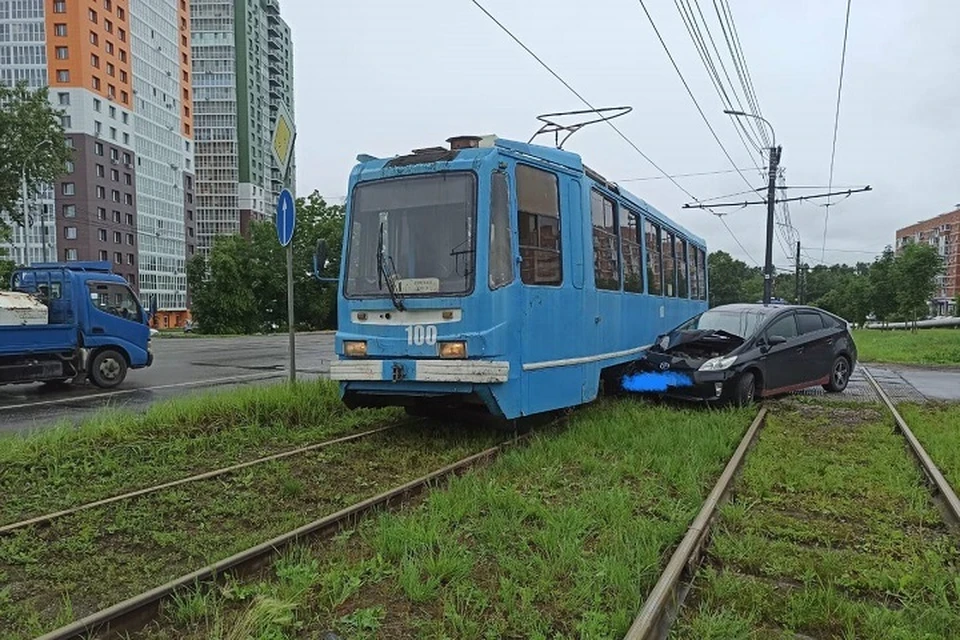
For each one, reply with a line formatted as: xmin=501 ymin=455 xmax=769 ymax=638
xmin=638 ymin=328 xmax=746 ymax=402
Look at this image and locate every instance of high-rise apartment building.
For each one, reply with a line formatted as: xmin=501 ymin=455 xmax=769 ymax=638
xmin=191 ymin=0 xmax=293 ymax=254
xmin=896 ymin=207 xmax=960 ymax=316
xmin=0 ymin=0 xmax=195 ymax=327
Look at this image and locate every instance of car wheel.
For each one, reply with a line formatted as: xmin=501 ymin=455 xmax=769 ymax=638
xmin=823 ymin=356 xmax=850 ymax=393
xmin=89 ymin=349 xmax=128 ymax=389
xmin=733 ymin=371 xmax=757 ymax=407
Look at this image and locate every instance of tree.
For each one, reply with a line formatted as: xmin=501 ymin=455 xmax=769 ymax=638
xmin=186 ymin=191 xmax=345 ymax=334
xmin=894 ymin=242 xmax=942 ymax=326
xmin=707 ymin=251 xmax=762 ymax=306
xmin=0 ymin=82 xmax=73 ymax=234
xmin=869 ymin=247 xmax=897 ymax=324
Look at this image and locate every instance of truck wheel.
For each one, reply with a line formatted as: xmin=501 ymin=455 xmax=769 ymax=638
xmin=89 ymin=350 xmax=128 ymax=388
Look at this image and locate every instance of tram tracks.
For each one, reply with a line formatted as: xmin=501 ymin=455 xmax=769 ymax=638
xmin=625 ymin=367 xmax=960 ymax=639
xmin=0 ymin=419 xmax=516 ymax=639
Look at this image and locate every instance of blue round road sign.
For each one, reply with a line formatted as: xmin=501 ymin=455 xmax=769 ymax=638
xmin=276 ymin=189 xmax=296 ymax=247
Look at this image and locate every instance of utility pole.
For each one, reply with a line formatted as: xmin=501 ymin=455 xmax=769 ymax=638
xmin=795 ymin=240 xmax=801 ymax=303
xmin=763 ymin=145 xmax=782 ymax=305
xmin=20 ymin=168 xmax=30 ymax=267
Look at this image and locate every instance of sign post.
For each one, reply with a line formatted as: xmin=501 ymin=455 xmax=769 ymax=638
xmin=272 ymin=102 xmax=297 ymax=383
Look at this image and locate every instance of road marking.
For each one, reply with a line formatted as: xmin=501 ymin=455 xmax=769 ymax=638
xmin=0 ymin=372 xmax=286 ymax=413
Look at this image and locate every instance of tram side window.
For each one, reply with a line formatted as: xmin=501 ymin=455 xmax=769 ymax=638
xmin=663 ymin=231 xmax=676 ymax=296
xmin=516 ymin=165 xmax=562 ymax=285
xmin=697 ymin=247 xmax=707 ymax=300
xmin=676 ymin=237 xmax=689 ymax=298
xmin=591 ymin=190 xmax=620 ymax=290
xmin=689 ymin=247 xmax=699 ymax=300
xmin=645 ymin=220 xmax=662 ymax=295
xmin=488 ymin=171 xmax=514 ymax=289
xmin=622 ymin=210 xmax=643 ymax=293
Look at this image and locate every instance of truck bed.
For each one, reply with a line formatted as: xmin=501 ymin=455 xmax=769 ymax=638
xmin=0 ymin=325 xmax=79 ymax=358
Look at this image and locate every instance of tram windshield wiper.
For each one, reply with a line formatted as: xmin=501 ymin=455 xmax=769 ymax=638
xmin=377 ymin=222 xmax=406 ymax=311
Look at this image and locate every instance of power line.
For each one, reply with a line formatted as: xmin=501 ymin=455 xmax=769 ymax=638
xmin=714 ymin=0 xmax=769 ymax=149
xmin=617 ymin=167 xmax=760 ymax=182
xmin=821 ymin=0 xmax=853 ymax=261
xmin=633 ymin=0 xmax=757 ymax=193
xmin=469 ymin=0 xmax=702 ymax=203
xmin=718 ymin=215 xmax=759 ymax=265
xmin=470 ymin=0 xmax=761 ymax=267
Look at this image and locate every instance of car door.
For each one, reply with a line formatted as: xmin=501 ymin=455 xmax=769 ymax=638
xmin=759 ymin=311 xmax=803 ymax=394
xmin=795 ymin=310 xmax=832 ymax=384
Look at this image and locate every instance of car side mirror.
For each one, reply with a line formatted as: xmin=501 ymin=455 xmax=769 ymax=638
xmin=768 ymin=335 xmax=788 ymax=346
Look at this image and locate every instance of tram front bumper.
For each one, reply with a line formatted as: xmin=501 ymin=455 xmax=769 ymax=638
xmin=330 ymin=359 xmax=509 ymax=384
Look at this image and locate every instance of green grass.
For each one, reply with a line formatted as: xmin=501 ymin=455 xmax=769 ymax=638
xmin=900 ymin=403 xmax=960 ymax=492
xmin=0 ymin=379 xmax=400 ymax=528
xmin=0 ymin=421 xmax=500 ymax=639
xmin=134 ymin=400 xmax=755 ymax=639
xmin=853 ymin=328 xmax=960 ymax=365
xmin=673 ymin=401 xmax=960 ymax=639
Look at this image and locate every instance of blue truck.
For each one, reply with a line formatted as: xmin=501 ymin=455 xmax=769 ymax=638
xmin=0 ymin=261 xmax=152 ymax=389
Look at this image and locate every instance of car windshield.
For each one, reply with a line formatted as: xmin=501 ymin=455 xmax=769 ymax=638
xmin=344 ymin=173 xmax=476 ymax=297
xmin=675 ymin=308 xmax=769 ymax=339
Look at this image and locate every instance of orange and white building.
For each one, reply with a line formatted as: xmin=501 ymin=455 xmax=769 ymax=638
xmin=896 ymin=207 xmax=960 ymax=315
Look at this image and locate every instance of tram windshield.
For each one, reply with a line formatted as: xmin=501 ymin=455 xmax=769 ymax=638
xmin=344 ymin=173 xmax=476 ymax=299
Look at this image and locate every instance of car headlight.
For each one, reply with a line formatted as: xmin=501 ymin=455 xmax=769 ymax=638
xmin=698 ymin=355 xmax=737 ymax=372
xmin=344 ymin=341 xmax=367 ymax=357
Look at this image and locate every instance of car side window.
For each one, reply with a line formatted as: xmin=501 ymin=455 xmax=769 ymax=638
xmin=765 ymin=313 xmax=798 ymax=341
xmin=797 ymin=311 xmax=824 ymax=334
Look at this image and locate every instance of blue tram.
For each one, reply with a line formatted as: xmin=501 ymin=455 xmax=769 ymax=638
xmin=324 ymin=134 xmax=708 ymax=420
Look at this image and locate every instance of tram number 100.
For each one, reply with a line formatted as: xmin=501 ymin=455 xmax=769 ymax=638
xmin=405 ymin=324 xmax=438 ymax=346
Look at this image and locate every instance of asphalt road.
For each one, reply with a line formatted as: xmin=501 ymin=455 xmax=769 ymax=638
xmin=0 ymin=332 xmax=336 ymax=434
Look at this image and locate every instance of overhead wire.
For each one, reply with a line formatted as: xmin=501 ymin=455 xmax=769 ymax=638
xmin=715 ymin=0 xmax=770 ymax=149
xmin=470 ymin=0 xmax=761 ymax=266
xmin=616 ymin=167 xmax=761 ymax=182
xmin=820 ymin=0 xmax=853 ymax=261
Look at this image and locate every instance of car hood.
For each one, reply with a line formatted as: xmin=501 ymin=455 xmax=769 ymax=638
xmin=651 ymin=329 xmax=744 ymax=354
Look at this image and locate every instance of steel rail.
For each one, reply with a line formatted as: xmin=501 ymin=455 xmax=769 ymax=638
xmin=623 ymin=407 xmax=768 ymax=640
xmin=862 ymin=367 xmax=960 ymax=528
xmin=1 ymin=423 xmax=406 ymax=535
xmin=35 ymin=432 xmax=531 ymax=640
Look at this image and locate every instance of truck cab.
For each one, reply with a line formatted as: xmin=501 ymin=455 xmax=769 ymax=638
xmin=0 ymin=261 xmax=152 ymax=389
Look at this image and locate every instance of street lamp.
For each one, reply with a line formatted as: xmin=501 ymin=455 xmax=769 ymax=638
xmin=21 ymin=139 xmax=52 ymax=267
xmin=724 ymin=109 xmax=781 ymax=305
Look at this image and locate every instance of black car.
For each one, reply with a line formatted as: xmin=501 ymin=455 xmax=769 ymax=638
xmin=638 ymin=303 xmax=858 ymax=405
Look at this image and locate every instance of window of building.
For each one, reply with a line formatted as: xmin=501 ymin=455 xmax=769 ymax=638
xmin=591 ymin=190 xmax=620 ymax=291
xmin=188 ymin=227 xmax=194 ymax=238
xmin=675 ymin=237 xmax=688 ymax=298
xmin=64 ymin=160 xmax=74 ymax=174
xmin=113 ymin=231 xmax=122 ymax=244
xmin=124 ymin=193 xmax=133 ymax=205
xmin=645 ymin=220 xmax=662 ymax=295
xmin=92 ymin=76 xmax=101 ymax=90
xmin=65 ymin=137 xmax=75 ymax=149
xmin=124 ymin=173 xmax=132 ymax=186
xmin=57 ymin=92 xmax=69 ymax=105
xmin=108 ymin=105 xmax=116 ymax=119
xmin=99 ymin=228 xmax=108 ymax=241
xmin=662 ymin=231 xmax=676 ymax=297
xmin=125 ymin=213 xmax=134 ymax=225
xmin=113 ymin=210 xmax=121 ymax=223
xmin=118 ymin=28 xmax=126 ymax=42
xmin=114 ymin=252 xmax=123 ymax=264
xmin=95 ymin=142 xmax=104 ymax=156
xmin=94 ymin=121 xmax=102 ymax=135
xmin=110 ymin=148 xmax=118 ymax=161
xmin=118 ymin=7 xmax=125 ymax=20
xmin=109 ymin=127 xmax=117 ymax=140
xmin=54 ymin=23 xmax=67 ymax=36
xmin=96 ymin=185 xmax=105 ymax=199
xmin=97 ymin=207 xmax=106 ymax=220
xmin=110 ymin=169 xmax=119 ymax=181
xmin=104 ymin=19 xmax=112 ymax=33
xmin=95 ymin=164 xmax=105 ymax=177
xmin=107 ymin=84 xmax=115 ymax=99
xmin=488 ymin=171 xmax=513 ymax=290
xmin=516 ymin=164 xmax=562 ymax=286
xmin=60 ymin=114 xmax=72 ymax=128
xmin=99 ymin=250 xmax=108 ymax=261
xmin=120 ymin=90 xmax=129 ymax=105
xmin=56 ymin=69 xmax=69 ymax=82
xmin=105 ymin=40 xmax=114 ymax=54
xmin=126 ymin=233 xmax=134 ymax=246
xmin=122 ymin=132 xmax=129 ymax=145
xmin=90 ymin=31 xmax=99 ymax=45
xmin=127 ymin=254 xmax=135 ymax=266
xmin=61 ymin=182 xmax=75 ymax=196
xmin=104 ymin=0 xmax=112 ymax=10
xmin=119 ymin=70 xmax=127 ymax=83
xmin=111 ymin=189 xmax=120 ymax=203
xmin=55 ymin=46 xmax=68 ymax=59
xmin=89 ymin=9 xmax=98 ymax=23
xmin=53 ymin=1 xmax=66 ymax=13
xmin=119 ymin=49 xmax=127 ymax=62
xmin=122 ymin=152 xmax=131 ymax=164
xmin=64 ymin=226 xmax=77 ymax=240
xmin=106 ymin=62 xmax=115 ymax=77
xmin=63 ymin=204 xmax=76 ymax=218
xmin=65 ymin=248 xmax=78 ymax=261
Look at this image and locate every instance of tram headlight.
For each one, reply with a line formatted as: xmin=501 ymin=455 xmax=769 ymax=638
xmin=344 ymin=341 xmax=367 ymax=357
xmin=438 ymin=341 xmax=467 ymax=359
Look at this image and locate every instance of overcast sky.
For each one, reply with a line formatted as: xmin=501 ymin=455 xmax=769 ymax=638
xmin=286 ymin=0 xmax=960 ymax=270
